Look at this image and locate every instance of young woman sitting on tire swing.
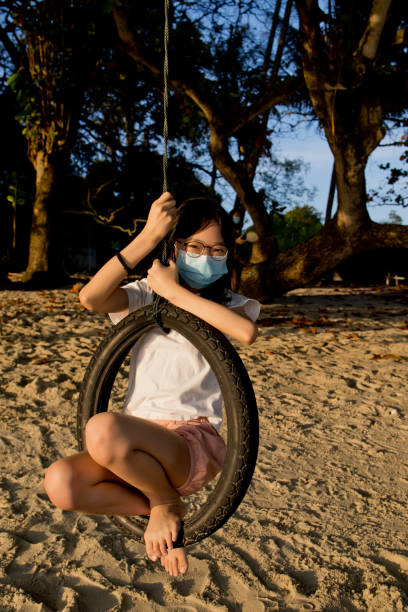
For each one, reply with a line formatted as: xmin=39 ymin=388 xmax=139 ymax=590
xmin=44 ymin=191 xmax=260 ymax=577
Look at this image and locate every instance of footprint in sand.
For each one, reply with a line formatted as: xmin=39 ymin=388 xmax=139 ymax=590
xmin=374 ymin=549 xmax=408 ymax=576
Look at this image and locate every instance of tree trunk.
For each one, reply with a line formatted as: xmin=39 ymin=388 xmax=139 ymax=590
xmin=240 ymin=220 xmax=408 ymax=300
xmin=332 ymin=143 xmax=371 ymax=230
xmin=209 ymin=129 xmax=277 ymax=260
xmin=21 ymin=150 xmax=55 ymax=282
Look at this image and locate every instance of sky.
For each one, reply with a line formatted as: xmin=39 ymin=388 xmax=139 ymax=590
xmin=188 ymin=2 xmax=408 ymax=228
xmin=276 ymin=126 xmax=408 ymax=225
xmin=213 ymin=124 xmax=407 ymax=229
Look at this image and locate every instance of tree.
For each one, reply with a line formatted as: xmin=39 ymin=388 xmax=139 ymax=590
xmin=112 ymin=0 xmax=304 ymax=265
xmin=370 ymin=122 xmax=408 ymax=208
xmin=273 ymin=205 xmax=322 ymax=251
xmin=261 ymin=0 xmax=408 ymax=294
xmin=388 ymin=210 xmax=403 ymax=224
xmin=0 ymin=88 xmax=34 ymax=281
xmin=112 ymin=0 xmax=408 ymax=299
xmin=0 ymin=0 xmax=110 ymax=282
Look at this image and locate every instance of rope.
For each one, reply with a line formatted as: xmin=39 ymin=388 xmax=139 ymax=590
xmin=159 ymin=0 xmax=169 ymax=266
xmin=152 ymin=0 xmax=171 ymax=320
xmin=163 ymin=0 xmax=169 ymax=195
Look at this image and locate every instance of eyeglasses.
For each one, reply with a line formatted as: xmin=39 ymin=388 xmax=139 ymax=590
xmin=176 ymin=239 xmax=228 ymax=260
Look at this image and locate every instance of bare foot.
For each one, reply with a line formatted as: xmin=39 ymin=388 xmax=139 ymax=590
xmin=144 ymin=500 xmax=186 ymax=561
xmin=161 ymin=547 xmax=188 ymax=576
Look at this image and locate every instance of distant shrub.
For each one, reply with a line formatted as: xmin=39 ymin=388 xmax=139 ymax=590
xmin=272 ymin=205 xmax=322 ymax=252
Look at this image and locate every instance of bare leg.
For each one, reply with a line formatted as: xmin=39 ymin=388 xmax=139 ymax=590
xmin=85 ymin=413 xmax=191 ymax=575
xmin=44 ymin=451 xmax=151 ymax=516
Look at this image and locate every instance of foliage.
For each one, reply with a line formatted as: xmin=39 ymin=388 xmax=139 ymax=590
xmin=256 ymin=156 xmax=317 ymax=212
xmin=388 ymin=211 xmax=403 ymax=224
xmin=2 ymin=0 xmax=110 ymax=161
xmin=369 ymin=119 xmax=408 ymax=209
xmin=112 ymin=1 xmax=307 ymax=212
xmin=295 ymin=0 xmax=408 ymax=165
xmin=0 ymin=0 xmax=407 ymax=285
xmin=0 ymin=89 xmax=34 ymax=268
xmin=272 ymin=204 xmax=322 ymax=252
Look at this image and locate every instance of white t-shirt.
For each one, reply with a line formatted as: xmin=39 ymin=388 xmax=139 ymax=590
xmin=109 ymin=278 xmax=260 ymax=431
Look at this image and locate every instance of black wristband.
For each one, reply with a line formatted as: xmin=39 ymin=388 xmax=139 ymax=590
xmin=116 ymin=252 xmax=133 ymax=275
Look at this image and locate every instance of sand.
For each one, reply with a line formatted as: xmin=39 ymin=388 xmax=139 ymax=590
xmin=0 ymin=284 xmax=407 ymax=611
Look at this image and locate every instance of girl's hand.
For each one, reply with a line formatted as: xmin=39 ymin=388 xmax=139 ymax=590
xmin=142 ymin=192 xmax=177 ymax=244
xmin=147 ymin=259 xmax=179 ymax=300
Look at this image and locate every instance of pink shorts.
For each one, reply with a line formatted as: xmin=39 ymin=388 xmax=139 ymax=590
xmin=151 ymin=417 xmax=226 ymax=496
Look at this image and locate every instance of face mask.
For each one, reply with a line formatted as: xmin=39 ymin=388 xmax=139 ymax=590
xmin=232 ymin=216 xmax=241 ymax=224
xmin=176 ymin=250 xmax=228 ymax=289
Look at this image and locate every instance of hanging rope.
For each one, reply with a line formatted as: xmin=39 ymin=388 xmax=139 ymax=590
xmin=163 ymin=0 xmax=169 ymax=195
xmin=158 ymin=0 xmax=170 ymax=267
xmin=152 ymin=0 xmax=171 ymax=318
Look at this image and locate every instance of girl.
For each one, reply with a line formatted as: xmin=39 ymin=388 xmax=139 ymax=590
xmin=44 ymin=192 xmax=260 ymax=577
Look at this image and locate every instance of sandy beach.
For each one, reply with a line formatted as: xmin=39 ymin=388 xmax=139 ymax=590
xmin=0 ymin=284 xmax=407 ymax=611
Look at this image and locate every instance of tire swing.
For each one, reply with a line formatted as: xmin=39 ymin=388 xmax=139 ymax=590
xmin=76 ymin=0 xmax=259 ymax=547
xmin=77 ymin=302 xmax=259 ymax=546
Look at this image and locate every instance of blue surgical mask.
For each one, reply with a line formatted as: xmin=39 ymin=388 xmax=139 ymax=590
xmin=176 ymin=250 xmax=228 ymax=289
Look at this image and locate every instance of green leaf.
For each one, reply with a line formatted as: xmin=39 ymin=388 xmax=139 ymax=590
xmin=7 ymin=73 xmax=19 ymax=89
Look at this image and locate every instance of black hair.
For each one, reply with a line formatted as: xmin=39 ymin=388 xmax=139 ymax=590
xmin=166 ymin=197 xmax=235 ymax=305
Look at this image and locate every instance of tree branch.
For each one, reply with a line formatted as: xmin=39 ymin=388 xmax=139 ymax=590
xmin=261 ymin=0 xmax=282 ymax=81
xmin=0 ymin=28 xmax=23 ymax=70
xmin=208 ymin=127 xmax=276 ymax=253
xmin=112 ymin=2 xmax=297 ymax=256
xmin=112 ymin=4 xmax=219 ymax=126
xmin=63 ymin=209 xmax=146 ymax=236
xmin=295 ymin=0 xmax=332 ymax=128
xmin=357 ymin=0 xmax=393 ymax=60
xmin=227 ymin=75 xmax=303 ymax=136
xmin=269 ymin=0 xmax=294 ymax=86
xmin=113 ymin=3 xmax=302 ymax=137
xmin=378 ymin=141 xmax=406 ymax=147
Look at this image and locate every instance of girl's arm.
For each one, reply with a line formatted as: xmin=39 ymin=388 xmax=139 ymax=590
xmin=79 ymin=193 xmax=176 ymax=313
xmin=147 ymin=260 xmax=258 ymax=346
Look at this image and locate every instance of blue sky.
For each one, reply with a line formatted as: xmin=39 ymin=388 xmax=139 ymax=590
xmin=214 ymin=126 xmax=407 ymax=228
xmin=277 ymin=127 xmax=407 ymax=225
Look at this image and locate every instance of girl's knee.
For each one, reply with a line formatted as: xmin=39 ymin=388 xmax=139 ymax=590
xmin=44 ymin=459 xmax=81 ymax=511
xmin=85 ymin=412 xmax=131 ymax=467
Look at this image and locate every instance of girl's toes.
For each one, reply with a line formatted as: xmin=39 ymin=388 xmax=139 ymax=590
xmin=148 ymin=546 xmax=158 ymax=562
xmin=153 ymin=543 xmax=161 ymax=560
xmin=159 ymin=542 xmax=167 ymax=558
xmin=145 ymin=542 xmax=155 ymax=561
xmin=171 ymin=558 xmax=179 ymax=576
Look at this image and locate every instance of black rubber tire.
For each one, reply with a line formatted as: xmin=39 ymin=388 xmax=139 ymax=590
xmin=77 ymin=303 xmax=259 ymax=546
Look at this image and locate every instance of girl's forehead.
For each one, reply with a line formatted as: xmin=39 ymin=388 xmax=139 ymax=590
xmin=185 ymin=220 xmax=224 ymax=241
